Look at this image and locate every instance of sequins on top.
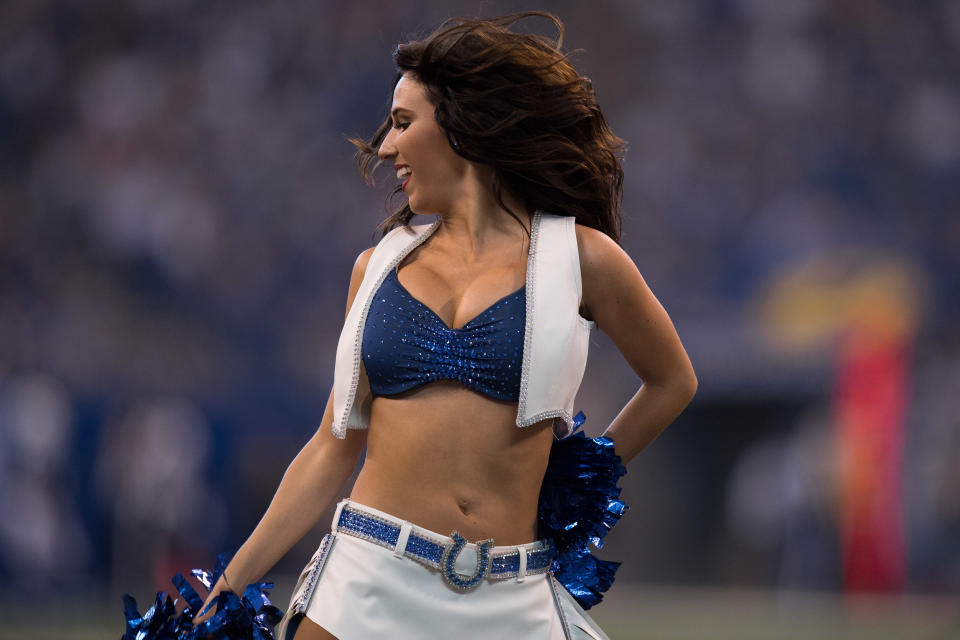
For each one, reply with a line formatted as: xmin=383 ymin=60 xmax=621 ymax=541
xmin=361 ymin=267 xmax=526 ymax=401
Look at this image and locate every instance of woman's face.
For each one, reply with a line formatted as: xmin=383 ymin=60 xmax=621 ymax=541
xmin=377 ymin=72 xmax=466 ymax=215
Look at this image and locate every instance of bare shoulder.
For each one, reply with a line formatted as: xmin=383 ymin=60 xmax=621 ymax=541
xmin=353 ymin=246 xmax=376 ymax=276
xmin=344 ymin=246 xmax=376 ymax=319
xmin=574 ymin=223 xmax=626 ymax=271
xmin=349 ymin=223 xmax=415 ymax=292
xmin=350 ymin=246 xmax=376 ymax=289
xmin=573 ymin=222 xmax=695 ymax=396
xmin=574 ymin=223 xmax=637 ymax=323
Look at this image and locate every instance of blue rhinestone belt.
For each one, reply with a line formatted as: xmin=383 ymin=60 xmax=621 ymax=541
xmin=333 ymin=501 xmax=556 ymax=592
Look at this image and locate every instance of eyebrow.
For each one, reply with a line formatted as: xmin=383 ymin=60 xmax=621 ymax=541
xmin=390 ymin=107 xmax=414 ymax=118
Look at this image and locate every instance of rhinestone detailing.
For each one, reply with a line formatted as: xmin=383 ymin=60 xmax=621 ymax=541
xmin=361 ymin=268 xmax=525 ymax=401
xmin=333 ymin=212 xmax=593 ymax=440
xmin=334 ymin=219 xmax=442 ymax=436
xmin=333 ymin=502 xmax=555 ymax=586
xmin=292 ymin=532 xmax=335 ymax=615
xmin=516 ymin=212 xmax=574 ymax=430
xmin=548 ymin=573 xmax=573 ymax=638
xmin=440 ymin=532 xmax=493 ymax=592
xmin=516 ymin=211 xmax=541 ymax=426
xmin=516 ymin=212 xmax=579 ymax=437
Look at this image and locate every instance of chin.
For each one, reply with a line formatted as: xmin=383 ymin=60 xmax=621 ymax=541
xmin=407 ymin=199 xmax=439 ymax=216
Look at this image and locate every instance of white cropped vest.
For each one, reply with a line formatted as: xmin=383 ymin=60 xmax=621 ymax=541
xmin=331 ymin=211 xmax=594 ymax=439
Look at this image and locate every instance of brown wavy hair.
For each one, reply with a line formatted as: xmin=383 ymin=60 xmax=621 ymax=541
xmin=349 ymin=11 xmax=626 ymax=243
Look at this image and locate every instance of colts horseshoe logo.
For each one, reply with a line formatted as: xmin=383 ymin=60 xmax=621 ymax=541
xmin=440 ymin=531 xmax=494 ymax=592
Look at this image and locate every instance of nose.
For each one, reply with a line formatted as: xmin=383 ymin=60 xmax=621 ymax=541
xmin=378 ymin=127 xmax=396 ymax=160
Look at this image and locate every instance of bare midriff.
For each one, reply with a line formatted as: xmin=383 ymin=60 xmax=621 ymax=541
xmin=349 ymin=379 xmax=555 ymax=547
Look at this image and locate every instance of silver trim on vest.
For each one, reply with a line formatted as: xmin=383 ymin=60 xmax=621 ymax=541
xmin=334 ymin=218 xmax=443 ymax=435
xmin=516 ymin=212 xmax=575 ymax=435
xmin=333 ymin=211 xmax=586 ymax=438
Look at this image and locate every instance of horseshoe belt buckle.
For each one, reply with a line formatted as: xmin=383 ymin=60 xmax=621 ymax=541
xmin=439 ymin=531 xmax=495 ymax=592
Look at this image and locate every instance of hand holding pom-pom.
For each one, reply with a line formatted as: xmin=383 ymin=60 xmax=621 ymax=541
xmin=192 ymin=569 xmax=238 ymax=627
xmin=122 ymin=552 xmax=282 ymax=640
xmin=537 ymin=411 xmax=628 ymax=610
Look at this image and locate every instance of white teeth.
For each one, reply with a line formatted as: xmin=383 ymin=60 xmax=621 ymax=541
xmin=396 ymin=167 xmax=412 ymax=179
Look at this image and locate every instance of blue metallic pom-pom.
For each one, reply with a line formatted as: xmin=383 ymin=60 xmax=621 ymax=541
xmin=121 ymin=552 xmax=282 ymax=640
xmin=538 ymin=411 xmax=628 ymax=609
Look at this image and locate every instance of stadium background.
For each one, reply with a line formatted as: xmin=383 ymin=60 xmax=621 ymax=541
xmin=1 ymin=0 xmax=958 ymax=637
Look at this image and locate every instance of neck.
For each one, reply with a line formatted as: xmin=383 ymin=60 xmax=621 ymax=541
xmin=433 ymin=168 xmax=532 ymax=257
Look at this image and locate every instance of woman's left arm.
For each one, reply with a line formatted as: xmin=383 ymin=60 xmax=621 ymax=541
xmin=577 ymin=224 xmax=698 ymax=464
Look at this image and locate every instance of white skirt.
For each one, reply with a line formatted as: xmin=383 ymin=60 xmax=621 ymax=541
xmin=276 ymin=499 xmax=609 ymax=640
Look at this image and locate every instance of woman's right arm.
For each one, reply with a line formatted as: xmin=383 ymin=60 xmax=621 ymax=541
xmin=195 ymin=246 xmax=376 ymax=622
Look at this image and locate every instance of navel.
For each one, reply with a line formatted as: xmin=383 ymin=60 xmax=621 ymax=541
xmin=456 ymin=496 xmax=474 ymax=516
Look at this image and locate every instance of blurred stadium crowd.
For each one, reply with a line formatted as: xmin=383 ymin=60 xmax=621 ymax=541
xmin=1 ymin=0 xmax=958 ymax=624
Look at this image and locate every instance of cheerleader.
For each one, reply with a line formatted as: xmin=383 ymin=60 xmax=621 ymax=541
xmin=190 ymin=11 xmax=696 ymax=639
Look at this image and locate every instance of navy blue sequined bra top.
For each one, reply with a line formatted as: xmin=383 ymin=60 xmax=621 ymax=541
xmin=361 ymin=267 xmax=526 ymax=401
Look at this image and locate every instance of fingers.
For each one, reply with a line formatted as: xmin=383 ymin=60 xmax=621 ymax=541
xmin=192 ymin=595 xmax=217 ymax=626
